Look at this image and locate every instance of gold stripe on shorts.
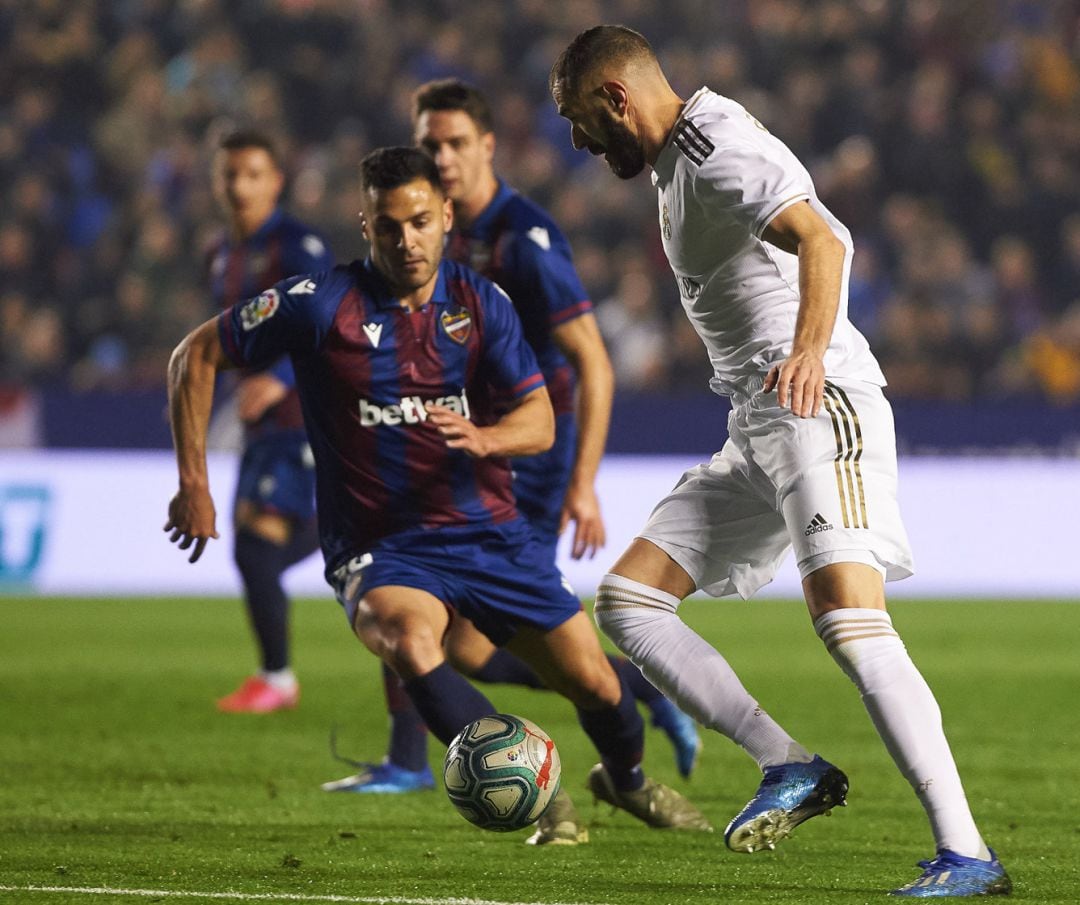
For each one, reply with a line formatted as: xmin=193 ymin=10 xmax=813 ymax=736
xmin=823 ymin=382 xmax=868 ymax=529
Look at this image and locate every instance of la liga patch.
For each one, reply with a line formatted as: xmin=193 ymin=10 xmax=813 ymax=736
xmin=240 ymin=289 xmax=280 ymax=331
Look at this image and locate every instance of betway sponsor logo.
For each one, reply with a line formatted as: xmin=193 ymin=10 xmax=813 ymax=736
xmin=358 ymin=390 xmax=470 ymax=427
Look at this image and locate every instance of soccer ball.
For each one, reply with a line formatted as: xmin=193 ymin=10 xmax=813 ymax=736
xmin=443 ymin=713 xmax=561 ymax=831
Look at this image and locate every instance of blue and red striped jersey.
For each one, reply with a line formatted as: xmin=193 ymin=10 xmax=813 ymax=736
xmin=206 ymin=208 xmax=333 ymax=435
xmin=217 ymin=257 xmax=546 ymax=575
xmin=445 ymin=181 xmax=590 ymax=417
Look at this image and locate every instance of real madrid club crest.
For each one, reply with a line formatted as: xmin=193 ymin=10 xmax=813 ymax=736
xmin=441 ymin=307 xmax=472 ymax=344
xmin=662 ymin=203 xmax=672 ymax=240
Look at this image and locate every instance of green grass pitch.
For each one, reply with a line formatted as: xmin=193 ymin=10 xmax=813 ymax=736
xmin=1 ymin=596 xmax=1078 ymax=905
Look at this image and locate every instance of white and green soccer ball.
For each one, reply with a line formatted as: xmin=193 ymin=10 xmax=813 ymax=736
xmin=443 ymin=713 xmax=561 ymax=831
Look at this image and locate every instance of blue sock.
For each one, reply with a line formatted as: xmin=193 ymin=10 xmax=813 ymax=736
xmin=576 ymin=672 xmax=645 ymax=792
xmin=233 ymin=528 xmax=290 ymax=672
xmin=382 ymin=663 xmax=429 ymax=772
xmin=469 ymin=649 xmax=546 ymax=688
xmin=402 ymin=662 xmax=497 ymax=746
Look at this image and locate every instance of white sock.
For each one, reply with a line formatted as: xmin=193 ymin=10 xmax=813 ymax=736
xmin=814 ymin=608 xmax=989 ymax=859
xmin=260 ymin=668 xmax=297 ymax=691
xmin=596 ymin=573 xmax=811 ymax=770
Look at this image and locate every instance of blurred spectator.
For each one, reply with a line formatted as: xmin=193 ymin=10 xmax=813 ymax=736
xmin=595 ymin=262 xmax=668 ymax=391
xmin=0 ymin=0 xmax=1078 ymax=404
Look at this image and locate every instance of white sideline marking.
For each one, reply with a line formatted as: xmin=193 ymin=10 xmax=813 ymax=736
xmin=0 ymin=886 xmax=608 ymax=905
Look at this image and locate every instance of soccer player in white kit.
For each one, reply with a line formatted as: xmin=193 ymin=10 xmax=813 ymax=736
xmin=550 ymin=25 xmax=1010 ymax=898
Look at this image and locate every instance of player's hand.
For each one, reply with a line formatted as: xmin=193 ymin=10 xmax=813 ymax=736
xmin=164 ymin=487 xmax=220 ymax=563
xmin=559 ymin=481 xmax=606 ymax=560
xmin=236 ymin=373 xmax=288 ymax=424
xmin=426 ymin=404 xmax=489 ymax=457
xmin=764 ymin=351 xmax=826 ymax=418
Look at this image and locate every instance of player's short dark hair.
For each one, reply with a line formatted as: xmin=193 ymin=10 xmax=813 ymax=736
xmin=549 ymin=25 xmax=657 ymax=95
xmin=412 ymin=79 xmax=494 ymax=134
xmin=360 ymin=146 xmax=443 ymax=195
xmin=218 ymin=129 xmax=282 ymax=167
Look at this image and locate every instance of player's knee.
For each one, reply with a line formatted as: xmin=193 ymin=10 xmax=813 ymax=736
xmin=563 ymin=654 xmax=622 ymax=710
xmin=356 ymin=615 xmax=441 ymax=680
xmin=233 ymin=528 xmax=285 ymax=580
xmin=594 ymin=573 xmax=669 ymax=656
xmin=390 ymin=626 xmax=443 ymax=678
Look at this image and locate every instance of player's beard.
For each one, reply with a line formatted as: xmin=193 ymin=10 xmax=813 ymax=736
xmin=598 ymin=109 xmax=646 ymax=180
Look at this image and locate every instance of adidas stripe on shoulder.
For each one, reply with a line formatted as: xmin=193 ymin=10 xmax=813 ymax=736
xmin=673 ymin=120 xmax=715 ymax=166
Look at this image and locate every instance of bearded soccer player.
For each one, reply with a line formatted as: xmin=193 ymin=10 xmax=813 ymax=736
xmin=207 ymin=130 xmax=333 ymax=713
xmin=320 ymin=79 xmax=701 ymax=803
xmin=165 ymin=146 xmax=709 ymax=844
xmin=549 ymin=25 xmax=1010 ymax=897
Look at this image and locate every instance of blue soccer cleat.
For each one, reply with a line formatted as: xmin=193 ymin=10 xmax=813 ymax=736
xmin=889 ymin=848 xmax=1012 ymax=897
xmin=724 ymin=754 xmax=848 ymax=852
xmin=320 ymin=760 xmax=435 ymax=794
xmin=649 ymin=698 xmax=702 ymax=778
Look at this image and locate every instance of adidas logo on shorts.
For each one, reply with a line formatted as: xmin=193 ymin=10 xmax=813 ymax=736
xmin=804 ymin=513 xmax=834 ymax=536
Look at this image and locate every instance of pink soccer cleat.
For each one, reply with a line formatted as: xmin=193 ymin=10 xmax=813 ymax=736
xmin=216 ymin=676 xmax=299 ymax=713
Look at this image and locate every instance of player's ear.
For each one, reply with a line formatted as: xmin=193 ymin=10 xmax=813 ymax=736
xmin=442 ymin=195 xmax=454 ymax=231
xmin=601 ymin=81 xmax=629 ymax=117
xmin=481 ymin=130 xmax=495 ymax=163
xmin=358 ymin=212 xmax=370 ymax=241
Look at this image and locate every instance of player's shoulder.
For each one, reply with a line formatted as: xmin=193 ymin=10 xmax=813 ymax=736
xmin=277 ymin=263 xmax=353 ymax=306
xmin=493 ymin=190 xmax=569 ymax=256
xmin=442 ymin=257 xmax=499 ymax=293
xmin=274 ymin=212 xmax=331 ymax=259
xmin=441 ymin=258 xmax=514 ymax=310
xmin=672 ymin=89 xmax=773 ymax=168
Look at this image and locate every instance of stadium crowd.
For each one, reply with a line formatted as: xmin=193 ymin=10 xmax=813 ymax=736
xmin=2 ymin=0 xmax=1079 ymax=402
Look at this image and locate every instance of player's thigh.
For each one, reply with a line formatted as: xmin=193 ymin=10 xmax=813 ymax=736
xmin=636 ymin=446 xmax=790 ymax=599
xmin=505 ymin=611 xmax=620 ymax=709
xmin=445 ymin=617 xmax=498 ymax=674
xmin=608 ymin=537 xmax=697 ymax=599
xmin=354 ymin=584 xmax=452 ymax=677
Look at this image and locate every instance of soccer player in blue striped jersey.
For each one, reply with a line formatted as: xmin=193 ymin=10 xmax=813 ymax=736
xmin=165 ymin=146 xmax=710 ymax=842
xmin=318 ymin=81 xmax=700 ymax=797
xmin=208 ymin=130 xmax=334 ymax=714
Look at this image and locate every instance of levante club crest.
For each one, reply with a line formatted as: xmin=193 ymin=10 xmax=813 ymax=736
xmin=441 ymin=308 xmax=472 ymax=344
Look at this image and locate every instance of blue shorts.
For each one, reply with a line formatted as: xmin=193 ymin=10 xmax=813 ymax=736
xmin=511 ymin=411 xmax=575 ymax=548
xmin=234 ymin=431 xmax=316 ymax=522
xmin=330 ymin=518 xmax=581 ymax=647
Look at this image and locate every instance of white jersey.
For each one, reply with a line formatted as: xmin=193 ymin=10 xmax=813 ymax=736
xmin=651 ymin=87 xmax=885 ymax=398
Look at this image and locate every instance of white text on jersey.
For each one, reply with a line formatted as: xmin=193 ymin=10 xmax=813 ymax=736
xmin=358 ymin=390 xmax=471 ymax=427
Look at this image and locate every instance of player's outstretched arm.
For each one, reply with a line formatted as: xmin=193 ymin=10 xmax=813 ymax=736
xmin=164 ymin=318 xmax=234 ymax=563
xmin=427 ymin=386 xmax=554 ymax=458
xmin=761 ymin=201 xmax=847 ymax=419
xmin=552 ymin=313 xmax=613 ymax=560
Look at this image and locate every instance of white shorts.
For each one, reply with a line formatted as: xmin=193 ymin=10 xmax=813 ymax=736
xmin=638 ymin=378 xmax=914 ymax=599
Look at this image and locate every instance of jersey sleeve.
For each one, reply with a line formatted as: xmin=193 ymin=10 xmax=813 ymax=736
xmin=477 ymin=282 xmax=546 ymax=399
xmin=501 ymin=225 xmax=592 ymax=329
xmin=217 ymin=274 xmax=325 ymax=371
xmin=691 ymin=131 xmax=812 ymax=238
